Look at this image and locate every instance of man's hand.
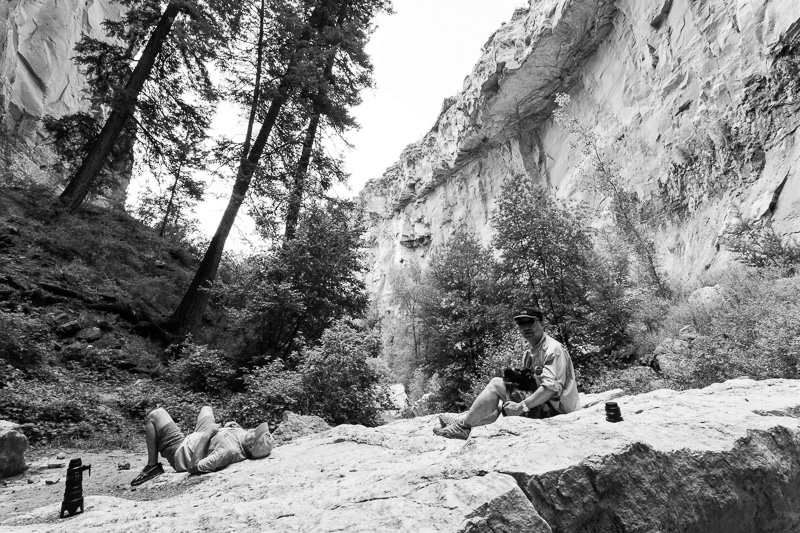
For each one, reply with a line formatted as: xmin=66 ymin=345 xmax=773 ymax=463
xmin=502 ymin=401 xmax=526 ymax=416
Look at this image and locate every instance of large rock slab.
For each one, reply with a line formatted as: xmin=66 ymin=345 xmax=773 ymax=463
xmin=3 ymin=379 xmax=800 ymax=532
xmin=0 ymin=420 xmax=28 ymax=478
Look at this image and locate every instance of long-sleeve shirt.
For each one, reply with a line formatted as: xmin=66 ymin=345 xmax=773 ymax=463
xmin=521 ymin=334 xmax=581 ymax=414
xmin=195 ymin=422 xmax=250 ymax=473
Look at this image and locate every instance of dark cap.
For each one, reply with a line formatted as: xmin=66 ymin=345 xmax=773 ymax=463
xmin=513 ymin=306 xmax=543 ymax=321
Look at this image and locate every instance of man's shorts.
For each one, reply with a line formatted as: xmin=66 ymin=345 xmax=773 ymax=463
xmin=157 ymin=422 xmax=185 ymax=468
xmin=158 ymin=412 xmax=216 ymax=470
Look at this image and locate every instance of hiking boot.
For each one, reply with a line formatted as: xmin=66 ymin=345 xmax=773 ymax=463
xmin=433 ymin=419 xmax=471 ymax=440
xmin=438 ymin=413 xmax=460 ymax=428
xmin=131 ymin=463 xmax=164 ymax=486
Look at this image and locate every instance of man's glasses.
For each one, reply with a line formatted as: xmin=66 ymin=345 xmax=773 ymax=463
xmin=514 ymin=318 xmax=539 ymax=326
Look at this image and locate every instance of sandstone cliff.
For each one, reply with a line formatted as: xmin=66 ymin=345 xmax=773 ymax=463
xmin=359 ymin=0 xmax=800 ymax=306
xmin=3 ymin=378 xmax=799 ymax=532
xmin=0 ymin=0 xmax=127 ymax=204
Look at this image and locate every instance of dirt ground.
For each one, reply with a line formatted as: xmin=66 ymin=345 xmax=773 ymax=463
xmin=0 ymin=446 xmax=209 ymax=526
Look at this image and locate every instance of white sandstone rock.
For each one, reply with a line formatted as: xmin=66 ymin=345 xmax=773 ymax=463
xmin=3 ymin=379 xmax=800 ymax=531
xmin=360 ymin=0 xmax=800 ymax=308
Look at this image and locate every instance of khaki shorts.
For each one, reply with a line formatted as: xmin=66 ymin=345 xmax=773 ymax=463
xmin=158 ymin=412 xmax=216 ymax=469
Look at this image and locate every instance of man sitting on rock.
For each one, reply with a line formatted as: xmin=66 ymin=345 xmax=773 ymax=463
xmin=434 ymin=306 xmax=581 ymax=440
xmin=131 ymin=405 xmax=274 ymax=486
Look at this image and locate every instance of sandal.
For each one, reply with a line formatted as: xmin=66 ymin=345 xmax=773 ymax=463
xmin=131 ymin=463 xmax=164 ymax=486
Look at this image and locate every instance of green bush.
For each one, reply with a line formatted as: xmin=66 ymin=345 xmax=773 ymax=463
xmin=229 ymin=362 xmax=304 ymax=429
xmin=584 ymin=366 xmax=667 ymax=395
xmin=621 ymin=267 xmax=800 ymax=392
xmin=686 ymin=270 xmax=800 ymax=386
xmin=300 ymin=320 xmax=392 ymax=426
xmin=0 ymin=378 xmax=129 ymax=445
xmin=169 ymin=341 xmax=238 ymax=395
xmin=116 ymin=380 xmax=225 ymax=433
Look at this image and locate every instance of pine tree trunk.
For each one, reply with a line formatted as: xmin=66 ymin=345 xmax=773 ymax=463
xmin=283 ymin=2 xmax=346 ymax=240
xmin=59 ymin=2 xmax=182 ymax=212
xmin=167 ymin=1 xmax=339 ymax=333
xmin=283 ymin=112 xmax=322 ymax=240
xmin=167 ymin=86 xmax=291 ymax=333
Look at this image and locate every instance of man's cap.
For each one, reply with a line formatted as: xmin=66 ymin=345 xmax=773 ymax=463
xmin=513 ymin=306 xmax=543 ymax=321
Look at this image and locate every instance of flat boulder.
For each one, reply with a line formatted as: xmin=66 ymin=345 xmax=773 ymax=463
xmin=0 ymin=420 xmax=27 ymax=478
xmin=3 ymin=379 xmax=800 ymax=532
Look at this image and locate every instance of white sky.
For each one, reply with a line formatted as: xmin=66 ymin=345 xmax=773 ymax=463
xmin=341 ymin=0 xmax=526 ymax=195
xmin=130 ymin=0 xmax=526 ymax=248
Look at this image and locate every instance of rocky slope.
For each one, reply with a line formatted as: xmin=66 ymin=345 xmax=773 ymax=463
xmin=3 ymin=378 xmax=800 ymax=532
xmin=359 ymin=0 xmax=800 ymax=305
xmin=0 ymin=0 xmax=128 ymax=204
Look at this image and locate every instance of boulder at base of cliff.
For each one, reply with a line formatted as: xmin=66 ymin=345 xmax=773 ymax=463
xmin=0 ymin=420 xmax=28 ymax=478
xmin=272 ymin=412 xmax=331 ymax=445
xmin=3 ymin=379 xmax=800 ymax=532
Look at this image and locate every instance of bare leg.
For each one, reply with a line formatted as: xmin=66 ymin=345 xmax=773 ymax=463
xmin=463 ymin=377 xmax=509 ymax=428
xmin=195 ymin=406 xmax=214 ymax=430
xmin=144 ymin=408 xmax=175 ymax=465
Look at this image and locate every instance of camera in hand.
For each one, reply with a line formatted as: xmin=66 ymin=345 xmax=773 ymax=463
xmin=503 ymin=367 xmax=537 ymax=391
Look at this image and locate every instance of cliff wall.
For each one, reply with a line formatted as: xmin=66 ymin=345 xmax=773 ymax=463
xmin=359 ymin=0 xmax=800 ymax=307
xmin=0 ymin=0 xmax=127 ymax=205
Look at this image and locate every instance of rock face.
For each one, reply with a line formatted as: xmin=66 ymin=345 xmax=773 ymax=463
xmin=4 ymin=378 xmax=800 ymax=531
xmin=359 ymin=0 xmax=800 ymax=306
xmin=0 ymin=420 xmax=28 ymax=478
xmin=0 ymin=0 xmax=128 ymax=204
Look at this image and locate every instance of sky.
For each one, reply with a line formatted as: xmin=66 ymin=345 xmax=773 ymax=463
xmin=133 ymin=0 xmax=527 ymax=248
xmin=341 ymin=0 xmax=527 ymax=195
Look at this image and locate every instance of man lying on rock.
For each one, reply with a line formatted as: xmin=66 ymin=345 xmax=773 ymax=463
xmin=131 ymin=405 xmax=275 ymax=486
xmin=434 ymin=306 xmax=581 ymax=440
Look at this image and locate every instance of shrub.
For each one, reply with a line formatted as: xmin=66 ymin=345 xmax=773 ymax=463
xmin=584 ymin=366 xmax=667 ymax=395
xmin=229 ymin=362 xmax=305 ymax=429
xmin=169 ymin=341 xmax=238 ymax=394
xmin=300 ymin=320 xmax=392 ymax=426
xmin=624 ymin=267 xmax=800 ymax=392
xmin=686 ymin=270 xmax=800 ymax=386
xmin=722 ymin=218 xmax=800 ymax=270
xmin=0 ymin=378 xmax=129 ymax=445
xmin=462 ymin=327 xmax=525 ymax=405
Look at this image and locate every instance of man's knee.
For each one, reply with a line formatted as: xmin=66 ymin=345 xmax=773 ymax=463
xmin=488 ymin=377 xmax=506 ymax=391
xmin=487 ymin=377 xmax=508 ymax=398
xmin=146 ymin=408 xmax=171 ymax=424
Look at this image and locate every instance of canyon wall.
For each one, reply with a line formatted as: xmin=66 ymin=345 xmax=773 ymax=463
xmin=0 ymin=0 xmax=128 ymax=205
xmin=359 ymin=0 xmax=800 ymax=308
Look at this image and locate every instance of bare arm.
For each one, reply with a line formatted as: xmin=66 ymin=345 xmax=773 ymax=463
xmin=503 ymin=387 xmax=556 ymax=416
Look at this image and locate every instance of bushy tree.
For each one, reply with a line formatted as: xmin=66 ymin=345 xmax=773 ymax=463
xmin=224 ymin=199 xmax=369 ymax=366
xmin=230 ymin=320 xmax=390 ymax=427
xmin=418 ymin=229 xmax=508 ymax=409
xmin=723 ymin=218 xmax=800 ymax=271
xmin=492 ymin=177 xmax=630 ymax=360
xmin=382 ymin=260 xmax=429 ymax=384
xmin=300 ymin=320 xmax=391 ymax=426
